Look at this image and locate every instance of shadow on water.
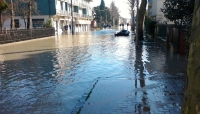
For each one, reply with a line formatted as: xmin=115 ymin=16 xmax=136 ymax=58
xmin=0 ymin=48 xmax=55 ymax=55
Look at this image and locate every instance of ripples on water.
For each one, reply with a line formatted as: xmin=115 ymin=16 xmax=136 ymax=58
xmin=0 ymin=29 xmax=187 ymax=113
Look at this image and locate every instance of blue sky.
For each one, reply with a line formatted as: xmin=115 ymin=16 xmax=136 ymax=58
xmin=90 ymin=0 xmax=130 ymax=19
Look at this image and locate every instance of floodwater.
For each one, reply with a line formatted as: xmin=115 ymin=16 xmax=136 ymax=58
xmin=0 ymin=29 xmax=187 ymax=113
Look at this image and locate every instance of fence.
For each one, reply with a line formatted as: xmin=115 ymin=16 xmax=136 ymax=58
xmin=155 ymin=24 xmax=188 ymax=56
xmin=155 ymin=24 xmax=168 ymax=47
xmin=0 ymin=28 xmax=55 ymax=44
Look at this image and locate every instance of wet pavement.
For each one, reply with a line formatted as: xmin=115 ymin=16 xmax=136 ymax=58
xmin=0 ymin=29 xmax=187 ymax=114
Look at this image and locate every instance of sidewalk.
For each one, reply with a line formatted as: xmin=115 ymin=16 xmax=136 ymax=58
xmin=70 ymin=41 xmax=187 ymax=114
xmin=72 ymin=73 xmax=185 ymax=114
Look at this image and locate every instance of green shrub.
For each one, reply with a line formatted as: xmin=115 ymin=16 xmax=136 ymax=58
xmin=43 ymin=19 xmax=52 ymax=28
xmin=0 ymin=1 xmax=9 ymax=12
xmin=145 ymin=18 xmax=157 ymax=35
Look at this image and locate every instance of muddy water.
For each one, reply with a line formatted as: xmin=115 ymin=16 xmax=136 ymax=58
xmin=0 ymin=30 xmax=187 ymax=113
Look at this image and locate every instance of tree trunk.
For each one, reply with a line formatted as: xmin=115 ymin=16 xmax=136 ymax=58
xmin=10 ymin=0 xmax=14 ymax=30
xmin=131 ymin=0 xmax=135 ymax=31
xmin=131 ymin=10 xmax=135 ymax=31
xmin=0 ymin=12 xmax=2 ymax=31
xmin=182 ymin=0 xmax=200 ymax=114
xmin=27 ymin=2 xmax=31 ymax=29
xmin=23 ymin=18 xmax=26 ymax=29
xmin=137 ymin=0 xmax=147 ymax=41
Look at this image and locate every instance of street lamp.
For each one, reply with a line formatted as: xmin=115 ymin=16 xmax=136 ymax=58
xmin=71 ymin=0 xmax=74 ymax=35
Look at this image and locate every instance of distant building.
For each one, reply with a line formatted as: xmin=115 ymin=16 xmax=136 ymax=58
xmin=147 ymin=0 xmax=173 ymax=24
xmin=118 ymin=17 xmax=131 ymax=30
xmin=3 ymin=0 xmax=93 ymax=34
xmin=119 ymin=17 xmax=128 ymax=25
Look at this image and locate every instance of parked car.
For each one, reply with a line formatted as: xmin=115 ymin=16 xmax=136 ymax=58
xmin=114 ymin=30 xmax=130 ymax=36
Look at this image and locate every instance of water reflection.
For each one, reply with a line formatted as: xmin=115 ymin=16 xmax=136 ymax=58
xmin=0 ymin=30 xmax=187 ymax=113
xmin=133 ymin=45 xmax=149 ymax=113
xmin=53 ymin=35 xmax=91 ymax=84
xmin=130 ymin=42 xmax=186 ymax=113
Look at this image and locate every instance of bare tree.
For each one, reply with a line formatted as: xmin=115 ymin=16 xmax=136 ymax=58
xmin=27 ymin=0 xmax=38 ymax=29
xmin=15 ymin=0 xmax=38 ymax=29
xmin=15 ymin=0 xmax=28 ymax=29
xmin=2 ymin=12 xmax=10 ymax=27
xmin=127 ymin=0 xmax=135 ymax=31
xmin=110 ymin=1 xmax=120 ymax=26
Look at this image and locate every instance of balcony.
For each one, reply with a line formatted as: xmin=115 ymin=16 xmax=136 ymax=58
xmin=56 ymin=9 xmax=71 ymax=16
xmin=55 ymin=10 xmax=93 ymax=20
xmin=73 ymin=12 xmax=93 ymax=20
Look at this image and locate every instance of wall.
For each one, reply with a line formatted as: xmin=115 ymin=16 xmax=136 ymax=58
xmin=156 ymin=0 xmax=166 ymax=22
xmin=0 ymin=28 xmax=55 ymax=44
xmin=3 ymin=15 xmax=50 ymax=29
xmin=37 ymin=0 xmax=56 ymax=15
xmin=148 ymin=0 xmax=172 ymax=23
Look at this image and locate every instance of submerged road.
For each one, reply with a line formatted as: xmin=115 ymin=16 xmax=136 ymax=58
xmin=0 ymin=29 xmax=187 ymax=114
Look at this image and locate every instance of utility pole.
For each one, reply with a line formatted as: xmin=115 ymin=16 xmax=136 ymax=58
xmin=71 ymin=0 xmax=74 ymax=35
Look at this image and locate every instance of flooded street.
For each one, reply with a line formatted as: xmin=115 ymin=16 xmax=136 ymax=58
xmin=0 ymin=29 xmax=187 ymax=113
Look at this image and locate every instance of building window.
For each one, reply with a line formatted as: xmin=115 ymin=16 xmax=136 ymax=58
xmin=65 ymin=2 xmax=68 ymax=11
xmin=61 ymin=2 xmax=63 ymax=10
xmin=32 ymin=19 xmax=44 ymax=28
xmin=14 ymin=19 xmax=20 ymax=28
xmin=83 ymin=9 xmax=86 ymax=15
xmin=74 ymin=6 xmax=78 ymax=13
xmin=68 ymin=5 xmax=71 ymax=12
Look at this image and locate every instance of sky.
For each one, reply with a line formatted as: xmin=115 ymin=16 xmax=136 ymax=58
xmin=90 ymin=0 xmax=131 ymax=19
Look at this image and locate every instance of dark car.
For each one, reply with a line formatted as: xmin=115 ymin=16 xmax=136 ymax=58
xmin=114 ymin=30 xmax=130 ymax=36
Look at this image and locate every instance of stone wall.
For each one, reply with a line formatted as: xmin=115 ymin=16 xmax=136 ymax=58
xmin=0 ymin=28 xmax=55 ymax=44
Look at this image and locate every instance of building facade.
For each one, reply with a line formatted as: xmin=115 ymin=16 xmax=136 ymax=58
xmin=148 ymin=0 xmax=173 ymax=24
xmin=3 ymin=0 xmax=93 ymax=34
